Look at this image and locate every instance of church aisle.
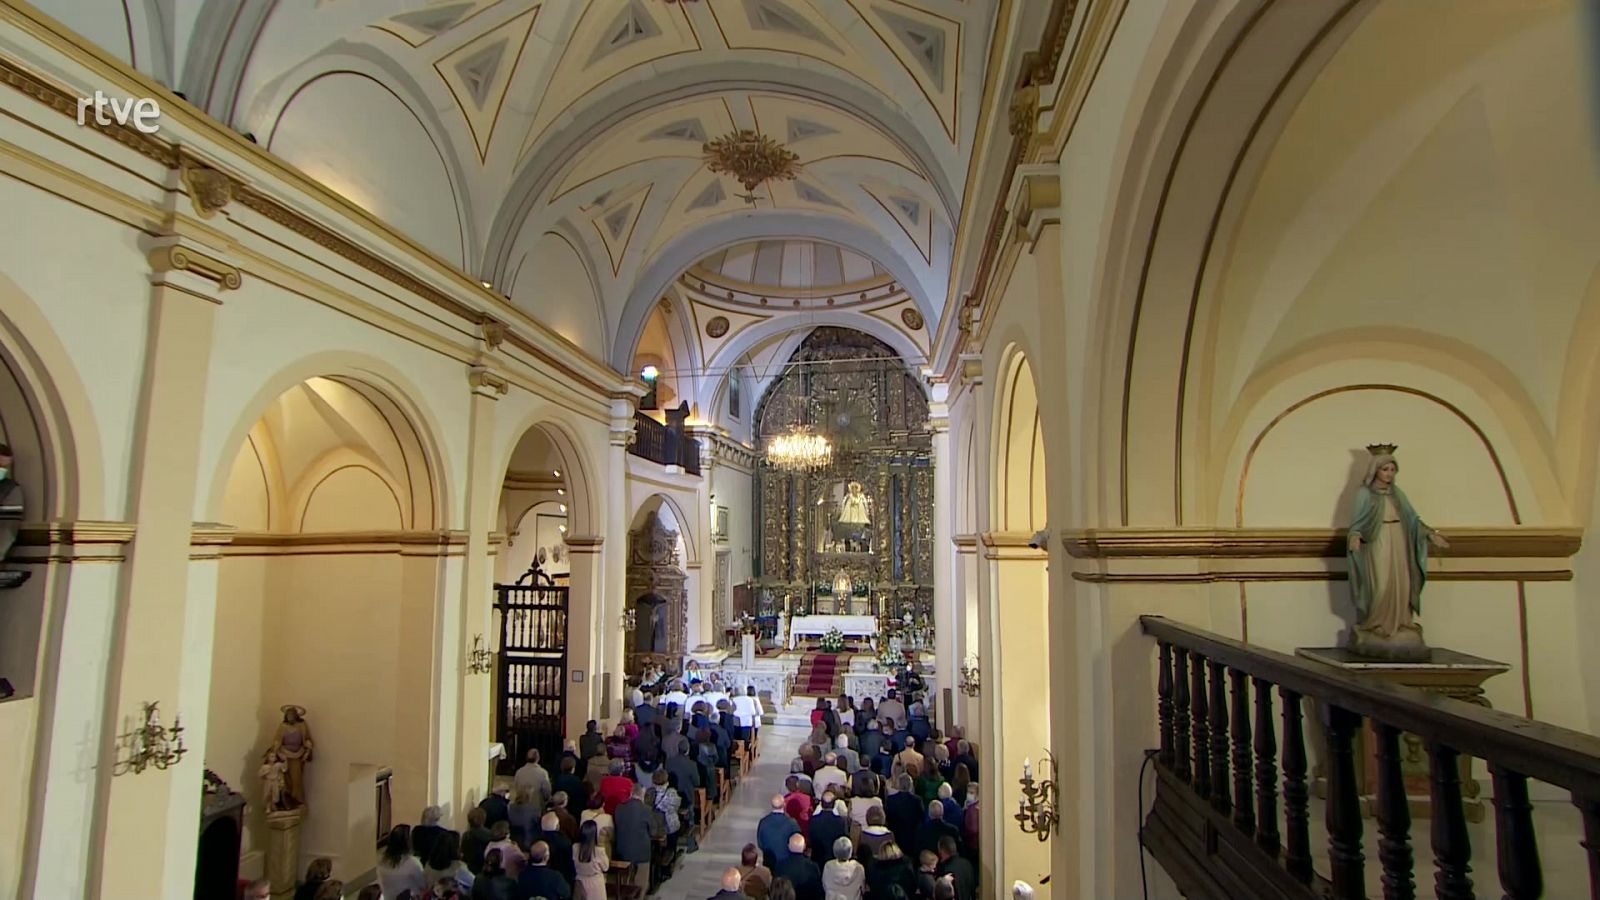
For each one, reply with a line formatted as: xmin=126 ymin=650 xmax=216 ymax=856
xmin=652 ymin=723 xmax=808 ymax=900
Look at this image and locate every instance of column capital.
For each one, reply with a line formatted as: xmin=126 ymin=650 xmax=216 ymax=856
xmin=467 ymin=366 xmax=510 ymax=399
xmin=957 ymin=353 xmax=984 ymax=388
xmin=564 ymin=534 xmax=604 ymax=551
xmin=148 ymin=238 xmax=242 ymax=295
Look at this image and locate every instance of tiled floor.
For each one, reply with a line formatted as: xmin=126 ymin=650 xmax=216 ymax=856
xmin=651 ymin=723 xmax=808 ymax=900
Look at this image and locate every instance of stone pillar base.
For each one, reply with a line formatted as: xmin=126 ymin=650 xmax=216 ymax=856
xmin=265 ymin=807 xmax=306 ymax=899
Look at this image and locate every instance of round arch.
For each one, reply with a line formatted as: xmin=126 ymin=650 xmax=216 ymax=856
xmin=1101 ymin=0 xmax=1375 ymax=525
xmin=0 ymin=273 xmax=102 ymax=520
xmin=494 ymin=414 xmax=601 ymax=540
xmin=200 ymin=352 xmax=452 ymax=529
xmin=611 ymin=213 xmax=935 ymax=372
xmin=991 ymin=345 xmax=1047 ymax=534
xmin=629 ymin=491 xmax=700 ymax=567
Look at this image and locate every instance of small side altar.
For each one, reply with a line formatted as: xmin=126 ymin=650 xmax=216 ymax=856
xmin=1297 ymin=646 xmax=1510 ymax=822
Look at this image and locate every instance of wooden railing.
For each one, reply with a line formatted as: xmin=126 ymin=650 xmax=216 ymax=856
xmin=628 ymin=411 xmax=701 ymax=475
xmin=1140 ymin=616 xmax=1600 ymax=900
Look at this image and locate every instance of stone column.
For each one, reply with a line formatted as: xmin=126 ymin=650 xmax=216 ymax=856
xmin=601 ymin=396 xmax=636 ymax=721
xmin=563 ymin=535 xmax=604 ymax=735
xmin=450 ymin=366 xmax=507 ymax=816
xmin=19 ymin=524 xmax=133 ymax=900
xmin=692 ymin=430 xmax=718 ymax=649
xmin=96 ymin=228 xmax=238 ymax=898
xmin=928 ymin=389 xmax=955 ymax=726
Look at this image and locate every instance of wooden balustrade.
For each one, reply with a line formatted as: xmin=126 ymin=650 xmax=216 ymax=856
xmin=1141 ymin=615 xmax=1600 ymax=900
xmin=628 ymin=411 xmax=701 ymax=474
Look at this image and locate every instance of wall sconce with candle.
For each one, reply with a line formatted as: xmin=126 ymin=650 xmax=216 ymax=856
xmin=1015 ymin=751 xmax=1058 ymax=839
xmin=115 ymin=701 xmax=187 ymax=776
xmin=467 ymin=634 xmax=494 ymax=675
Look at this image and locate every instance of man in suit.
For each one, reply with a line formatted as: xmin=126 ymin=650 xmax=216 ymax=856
xmin=757 ymin=794 xmax=800 ymax=868
xmin=479 ymin=784 xmax=511 ymax=828
xmin=514 ymin=748 xmax=553 ymax=816
xmin=916 ymin=802 xmax=961 ymax=859
xmin=935 ymin=836 xmax=977 ymax=900
xmin=614 ymin=781 xmax=659 ymax=864
xmin=708 ymin=867 xmax=745 ymax=900
xmin=578 ymin=720 xmax=605 ymax=762
xmin=461 ymin=807 xmax=495 ymax=874
xmin=883 ymin=775 xmax=924 ymax=855
xmin=773 ymin=834 xmax=823 ymax=900
xmin=516 ymin=841 xmax=572 ymax=900
xmin=666 ymin=740 xmax=702 ymax=813
xmin=537 ymin=812 xmax=575 ymax=885
xmin=807 ymin=793 xmax=849 ymax=867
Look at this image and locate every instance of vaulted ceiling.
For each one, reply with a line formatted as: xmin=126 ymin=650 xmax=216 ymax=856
xmin=41 ymin=0 xmax=998 ymax=367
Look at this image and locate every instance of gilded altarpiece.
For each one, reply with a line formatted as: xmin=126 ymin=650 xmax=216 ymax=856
xmin=627 ymin=511 xmax=687 ymax=679
xmin=754 ymin=329 xmax=934 ymax=625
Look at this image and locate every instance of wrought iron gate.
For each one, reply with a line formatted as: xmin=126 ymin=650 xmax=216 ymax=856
xmin=493 ymin=580 xmax=568 ymax=775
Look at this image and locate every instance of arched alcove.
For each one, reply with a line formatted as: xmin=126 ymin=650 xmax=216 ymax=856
xmin=206 ymin=374 xmax=445 ymax=879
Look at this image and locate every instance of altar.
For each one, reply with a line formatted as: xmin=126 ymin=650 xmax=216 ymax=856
xmin=788 ymin=614 xmax=879 ymax=650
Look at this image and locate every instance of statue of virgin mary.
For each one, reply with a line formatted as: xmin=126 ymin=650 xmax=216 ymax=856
xmin=1345 ymin=445 xmax=1448 ymax=660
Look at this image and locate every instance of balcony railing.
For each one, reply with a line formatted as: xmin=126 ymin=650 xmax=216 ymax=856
xmin=628 ymin=410 xmax=700 ymax=475
xmin=1140 ymin=615 xmax=1600 ymax=900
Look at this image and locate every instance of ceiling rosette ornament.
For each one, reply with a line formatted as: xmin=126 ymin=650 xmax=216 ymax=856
xmin=703 ymin=129 xmax=801 ymax=198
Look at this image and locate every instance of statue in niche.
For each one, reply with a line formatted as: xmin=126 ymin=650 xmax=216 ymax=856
xmin=831 ymin=481 xmax=874 ymax=552
xmin=0 ymin=442 xmax=30 ymax=589
xmin=634 ymin=593 xmax=670 ymax=654
xmin=1345 ymin=445 xmax=1449 ymax=661
xmin=269 ymin=705 xmax=314 ymax=808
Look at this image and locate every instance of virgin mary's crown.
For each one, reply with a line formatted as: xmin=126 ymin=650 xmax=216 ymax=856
xmin=1366 ymin=443 xmax=1398 ymax=456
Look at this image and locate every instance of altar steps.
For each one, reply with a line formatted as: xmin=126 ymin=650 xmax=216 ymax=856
xmin=795 ymin=652 xmax=846 ymax=697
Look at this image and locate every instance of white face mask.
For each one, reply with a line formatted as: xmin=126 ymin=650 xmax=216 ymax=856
xmin=0 ymin=468 xmax=11 ymax=480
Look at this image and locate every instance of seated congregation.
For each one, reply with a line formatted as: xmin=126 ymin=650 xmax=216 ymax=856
xmin=275 ymin=672 xmax=977 ymax=900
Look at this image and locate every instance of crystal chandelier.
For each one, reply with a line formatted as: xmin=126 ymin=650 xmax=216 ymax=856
xmin=703 ymin=129 xmax=801 ymax=195
xmin=766 ymin=427 xmax=832 ymax=471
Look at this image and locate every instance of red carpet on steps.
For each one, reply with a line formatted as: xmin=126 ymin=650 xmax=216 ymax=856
xmin=796 ymin=652 xmax=845 ymax=696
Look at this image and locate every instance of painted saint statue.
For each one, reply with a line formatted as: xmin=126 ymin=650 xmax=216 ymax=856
xmin=270 ymin=705 xmax=314 ymax=807
xmin=1345 ymin=445 xmax=1449 ymax=660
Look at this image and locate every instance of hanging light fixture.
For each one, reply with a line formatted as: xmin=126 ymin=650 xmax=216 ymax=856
xmin=766 ymin=426 xmax=833 ymax=471
xmin=703 ymin=129 xmax=801 ymax=201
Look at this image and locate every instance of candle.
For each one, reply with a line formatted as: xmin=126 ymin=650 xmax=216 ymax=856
xmin=1023 ymin=757 xmax=1032 ymax=780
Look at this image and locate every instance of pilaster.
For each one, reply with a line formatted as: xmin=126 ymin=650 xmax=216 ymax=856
xmin=927 ymin=387 xmax=956 ymax=727
xmin=602 ymin=395 xmax=638 ymax=721
xmin=451 ymin=365 xmax=508 ymax=818
xmin=95 ymin=223 xmax=239 ymax=898
xmin=563 ymin=535 xmax=604 ymax=736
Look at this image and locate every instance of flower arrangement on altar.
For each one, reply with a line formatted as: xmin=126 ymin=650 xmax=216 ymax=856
xmin=875 ymin=644 xmax=902 ymax=673
xmin=819 ymin=626 xmax=847 ymax=654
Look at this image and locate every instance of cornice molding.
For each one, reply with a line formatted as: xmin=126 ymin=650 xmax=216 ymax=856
xmin=1062 ymin=527 xmax=1583 ymax=560
xmin=1073 ymin=569 xmax=1572 ymax=585
xmin=16 ymin=520 xmax=137 ymax=546
xmin=224 ymin=530 xmax=470 ymax=557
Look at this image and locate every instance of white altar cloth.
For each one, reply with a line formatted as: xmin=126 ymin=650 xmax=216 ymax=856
xmin=788 ymin=614 xmax=878 ymax=649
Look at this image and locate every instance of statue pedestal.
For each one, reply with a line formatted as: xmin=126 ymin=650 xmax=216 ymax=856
xmin=264 ymin=807 xmax=306 ymax=899
xmin=1297 ymin=646 xmax=1510 ymax=822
